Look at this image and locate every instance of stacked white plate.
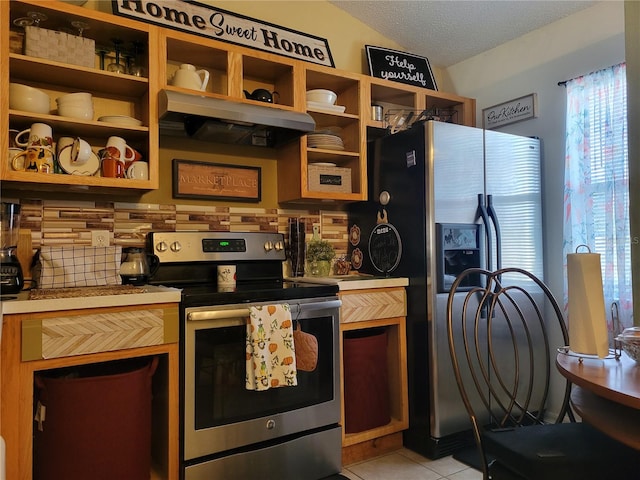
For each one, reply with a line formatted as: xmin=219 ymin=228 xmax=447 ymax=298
xmin=98 ymin=115 xmax=143 ymax=126
xmin=307 ymin=101 xmax=346 ymax=113
xmin=308 ymin=132 xmax=344 ymax=150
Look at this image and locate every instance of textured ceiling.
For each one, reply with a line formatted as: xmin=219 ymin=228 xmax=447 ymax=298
xmin=330 ymin=0 xmax=598 ymax=67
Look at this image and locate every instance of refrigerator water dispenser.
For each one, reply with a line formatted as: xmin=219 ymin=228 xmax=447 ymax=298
xmin=436 ymin=223 xmax=483 ymax=293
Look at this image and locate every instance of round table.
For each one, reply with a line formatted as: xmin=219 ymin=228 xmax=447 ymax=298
xmin=556 ymin=350 xmax=640 ymax=450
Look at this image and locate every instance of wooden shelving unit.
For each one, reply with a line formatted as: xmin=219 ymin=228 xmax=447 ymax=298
xmin=2 ymin=0 xmax=158 ymax=193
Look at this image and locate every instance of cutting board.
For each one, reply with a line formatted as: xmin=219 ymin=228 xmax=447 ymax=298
xmin=16 ymin=229 xmax=33 ymax=284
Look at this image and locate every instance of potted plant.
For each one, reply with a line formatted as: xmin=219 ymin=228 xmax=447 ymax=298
xmin=306 ymin=238 xmax=335 ymax=276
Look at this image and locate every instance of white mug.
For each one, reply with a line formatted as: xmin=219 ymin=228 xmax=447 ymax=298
xmin=11 ymin=147 xmax=55 ymax=173
xmin=15 ymin=123 xmax=54 ymax=151
xmin=105 ymin=136 xmax=135 ymax=163
xmin=217 ymin=264 xmax=236 ymax=288
xmin=70 ymin=137 xmax=92 ymax=166
xmin=126 ymin=161 xmax=149 ymax=180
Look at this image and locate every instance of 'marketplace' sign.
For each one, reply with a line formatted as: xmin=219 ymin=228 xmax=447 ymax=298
xmin=112 ymin=0 xmax=335 ymax=67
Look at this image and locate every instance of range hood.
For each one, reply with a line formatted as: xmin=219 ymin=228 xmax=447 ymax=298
xmin=158 ymin=90 xmax=315 ymax=147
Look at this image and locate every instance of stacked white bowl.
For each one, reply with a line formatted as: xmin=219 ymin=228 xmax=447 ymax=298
xmin=306 ymin=89 xmax=338 ymax=105
xmin=56 ymin=92 xmax=94 ymax=120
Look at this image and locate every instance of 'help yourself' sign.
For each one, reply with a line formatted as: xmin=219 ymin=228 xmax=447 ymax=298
xmin=365 ymin=45 xmax=437 ymax=90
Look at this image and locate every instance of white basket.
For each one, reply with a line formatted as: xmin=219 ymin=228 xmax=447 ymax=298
xmin=24 ymin=26 xmax=95 ymax=68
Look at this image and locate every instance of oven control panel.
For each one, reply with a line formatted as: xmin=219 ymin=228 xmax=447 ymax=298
xmin=149 ymin=231 xmax=286 ymax=263
xmin=202 ymin=238 xmax=247 ymax=253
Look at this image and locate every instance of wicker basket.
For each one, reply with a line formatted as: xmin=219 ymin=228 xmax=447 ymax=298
xmin=24 ymin=26 xmax=95 ymax=68
xmin=308 ymin=164 xmax=352 ymax=193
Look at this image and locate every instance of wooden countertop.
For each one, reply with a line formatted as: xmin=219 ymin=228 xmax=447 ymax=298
xmin=1 ymin=285 xmax=182 ymax=315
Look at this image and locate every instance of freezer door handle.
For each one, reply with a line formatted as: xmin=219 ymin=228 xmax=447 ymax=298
xmin=487 ymin=194 xmax=501 ymax=271
xmin=477 ymin=194 xmax=492 ymax=270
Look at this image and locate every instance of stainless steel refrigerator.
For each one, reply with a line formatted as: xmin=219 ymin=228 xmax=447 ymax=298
xmin=347 ymin=120 xmax=543 ymax=458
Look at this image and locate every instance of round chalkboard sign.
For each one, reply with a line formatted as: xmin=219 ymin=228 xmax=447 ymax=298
xmin=368 ymin=223 xmax=402 ymax=274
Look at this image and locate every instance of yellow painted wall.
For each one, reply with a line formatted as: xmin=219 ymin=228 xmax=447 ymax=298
xmin=208 ymin=1 xmax=412 ymax=74
xmin=7 ymin=1 xmax=441 ymax=208
xmin=83 ymin=0 xmax=431 ymax=208
xmin=91 ymin=0 xmax=431 ymax=75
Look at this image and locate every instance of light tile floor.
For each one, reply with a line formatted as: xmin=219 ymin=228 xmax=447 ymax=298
xmin=341 ymin=448 xmax=483 ymax=480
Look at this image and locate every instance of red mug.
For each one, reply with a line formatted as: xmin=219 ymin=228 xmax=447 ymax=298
xmin=124 ymin=148 xmax=143 ymax=171
xmin=101 ymin=155 xmax=125 ymax=178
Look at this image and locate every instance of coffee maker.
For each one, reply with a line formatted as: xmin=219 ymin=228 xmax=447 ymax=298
xmin=1 ymin=202 xmax=24 ymax=294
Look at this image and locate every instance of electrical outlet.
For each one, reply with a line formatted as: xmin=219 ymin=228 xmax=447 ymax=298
xmin=91 ymin=230 xmax=110 ymax=247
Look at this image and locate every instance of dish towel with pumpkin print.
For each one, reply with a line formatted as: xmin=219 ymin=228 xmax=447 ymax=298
xmin=246 ymin=304 xmax=298 ymax=391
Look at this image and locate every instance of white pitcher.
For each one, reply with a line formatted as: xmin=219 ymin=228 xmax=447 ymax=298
xmin=170 ymin=64 xmax=210 ymax=91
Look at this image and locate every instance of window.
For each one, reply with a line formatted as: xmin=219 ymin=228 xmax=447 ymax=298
xmin=563 ymin=63 xmax=632 ymax=333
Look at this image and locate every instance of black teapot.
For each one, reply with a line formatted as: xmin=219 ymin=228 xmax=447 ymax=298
xmin=243 ymin=88 xmax=279 ymax=103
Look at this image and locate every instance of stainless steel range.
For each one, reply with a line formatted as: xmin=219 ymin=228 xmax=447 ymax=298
xmin=147 ymin=231 xmax=342 ymax=480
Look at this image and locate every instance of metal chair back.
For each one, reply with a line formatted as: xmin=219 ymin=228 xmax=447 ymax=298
xmin=446 ymin=267 xmax=572 ymax=478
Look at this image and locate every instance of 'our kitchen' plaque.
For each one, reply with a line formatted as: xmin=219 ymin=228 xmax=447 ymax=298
xmin=482 ymin=93 xmax=538 ymax=129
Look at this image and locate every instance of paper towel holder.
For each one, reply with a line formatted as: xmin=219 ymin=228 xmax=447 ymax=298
xmin=558 ymin=244 xmax=618 ymax=362
xmin=557 ymin=345 xmax=617 ymax=363
xmin=611 ymin=302 xmax=623 ymax=359
xmin=559 ymin=301 xmax=621 ymax=361
xmin=558 ymin=299 xmax=621 ymax=361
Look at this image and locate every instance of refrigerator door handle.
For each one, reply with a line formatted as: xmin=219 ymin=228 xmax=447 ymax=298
xmin=477 ymin=193 xmax=492 ymax=270
xmin=487 ymin=194 xmax=502 ymax=271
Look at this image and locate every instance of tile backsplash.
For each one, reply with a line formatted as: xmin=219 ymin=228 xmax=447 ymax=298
xmin=17 ymin=199 xmax=349 ymax=258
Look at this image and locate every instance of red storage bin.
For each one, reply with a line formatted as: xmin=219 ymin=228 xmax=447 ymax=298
xmin=343 ymin=328 xmax=390 ymax=433
xmin=34 ymin=356 xmax=158 ymax=480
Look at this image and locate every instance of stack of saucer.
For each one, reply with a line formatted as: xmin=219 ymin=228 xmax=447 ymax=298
xmin=307 ymin=131 xmax=344 ymax=150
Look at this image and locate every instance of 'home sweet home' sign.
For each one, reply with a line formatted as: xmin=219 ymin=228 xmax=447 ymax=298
xmin=112 ymin=0 xmax=334 ymax=67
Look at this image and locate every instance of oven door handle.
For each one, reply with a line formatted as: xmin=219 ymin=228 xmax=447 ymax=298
xmin=187 ymin=308 xmax=252 ymax=322
xmin=291 ymin=299 xmax=342 ymax=314
xmin=186 ymin=299 xmax=342 ymax=322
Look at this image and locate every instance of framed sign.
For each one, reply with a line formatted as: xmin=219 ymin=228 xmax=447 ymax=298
xmin=112 ymin=0 xmax=334 ymax=67
xmin=368 ymin=222 xmax=402 ymax=274
xmin=172 ymin=159 xmax=261 ymax=202
xmin=365 ymin=45 xmax=437 ymax=90
xmin=482 ymin=93 xmax=538 ymax=129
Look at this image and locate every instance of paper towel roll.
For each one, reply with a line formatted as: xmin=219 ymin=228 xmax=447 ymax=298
xmin=567 ymin=251 xmax=609 ymax=357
